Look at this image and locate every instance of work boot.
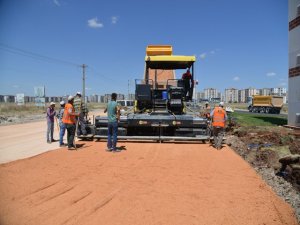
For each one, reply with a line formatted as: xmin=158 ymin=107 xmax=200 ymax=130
xmin=106 ymin=148 xmax=112 ymax=152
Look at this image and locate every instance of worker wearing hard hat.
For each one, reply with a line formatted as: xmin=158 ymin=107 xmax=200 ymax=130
xmin=56 ymin=101 xmax=66 ymax=147
xmin=210 ymin=102 xmax=227 ymax=149
xmin=46 ymin=102 xmax=56 ymax=144
xmin=73 ymin=92 xmax=88 ymax=136
xmin=62 ymin=96 xmax=79 ymax=150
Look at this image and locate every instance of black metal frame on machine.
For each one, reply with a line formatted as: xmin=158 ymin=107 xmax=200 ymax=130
xmin=93 ymin=79 xmax=209 ymax=141
xmin=94 ymin=114 xmax=209 ymax=142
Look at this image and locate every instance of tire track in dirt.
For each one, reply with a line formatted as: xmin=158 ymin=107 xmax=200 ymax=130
xmin=72 ymin=191 xmax=92 ymax=204
xmin=34 ymin=186 xmax=76 ymax=206
xmin=19 ymin=181 xmax=60 ymax=200
xmin=26 ymin=143 xmax=154 ymax=225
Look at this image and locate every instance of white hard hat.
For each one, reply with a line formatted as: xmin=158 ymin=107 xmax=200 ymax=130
xmin=76 ymin=91 xmax=81 ymax=95
xmin=50 ymin=102 xmax=55 ymax=106
xmin=60 ymin=101 xmax=65 ymax=105
xmin=205 ymin=101 xmax=209 ymax=104
xmin=68 ymin=95 xmax=74 ymax=100
xmin=219 ymin=102 xmax=224 ymax=106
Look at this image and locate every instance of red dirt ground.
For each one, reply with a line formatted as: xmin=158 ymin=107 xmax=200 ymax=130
xmin=0 ymin=141 xmax=298 ymax=225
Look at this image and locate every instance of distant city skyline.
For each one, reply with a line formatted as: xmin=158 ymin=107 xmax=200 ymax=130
xmin=0 ymin=85 xmax=288 ymax=105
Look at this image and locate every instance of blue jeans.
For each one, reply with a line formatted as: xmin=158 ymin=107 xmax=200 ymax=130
xmin=47 ymin=121 xmax=54 ymax=142
xmin=59 ymin=123 xmax=66 ymax=145
xmin=107 ymin=121 xmax=118 ymax=150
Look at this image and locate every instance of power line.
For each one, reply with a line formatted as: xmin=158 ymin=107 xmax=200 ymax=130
xmin=88 ymin=66 xmax=121 ymax=83
xmin=0 ymin=43 xmax=81 ymax=67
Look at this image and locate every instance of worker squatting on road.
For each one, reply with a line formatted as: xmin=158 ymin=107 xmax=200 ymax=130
xmin=182 ymin=69 xmax=192 ymax=101
xmin=210 ymin=102 xmax=227 ymax=150
xmin=46 ymin=102 xmax=56 ymax=144
xmin=56 ymin=101 xmax=66 ymax=147
xmin=104 ymin=93 xmax=121 ymax=152
xmin=62 ymin=96 xmax=79 ymax=150
xmin=74 ymin=92 xmax=88 ymax=136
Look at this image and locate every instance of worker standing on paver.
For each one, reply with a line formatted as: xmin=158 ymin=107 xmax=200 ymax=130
xmin=73 ymin=92 xmax=87 ymax=136
xmin=56 ymin=101 xmax=66 ymax=147
xmin=210 ymin=102 xmax=227 ymax=149
xmin=62 ymin=96 xmax=79 ymax=150
xmin=182 ymin=69 xmax=192 ymax=101
xmin=104 ymin=93 xmax=120 ymax=152
xmin=46 ymin=102 xmax=56 ymax=144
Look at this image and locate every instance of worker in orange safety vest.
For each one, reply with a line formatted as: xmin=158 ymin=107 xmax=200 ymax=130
xmin=210 ymin=102 xmax=227 ymax=149
xmin=62 ymin=95 xmax=79 ymax=150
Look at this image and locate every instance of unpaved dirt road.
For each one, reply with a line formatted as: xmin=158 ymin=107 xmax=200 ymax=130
xmin=0 ymin=127 xmax=298 ymax=225
xmin=0 ymin=120 xmax=61 ymax=164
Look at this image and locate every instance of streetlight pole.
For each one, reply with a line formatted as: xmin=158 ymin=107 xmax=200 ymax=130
xmin=82 ymin=64 xmax=87 ymax=103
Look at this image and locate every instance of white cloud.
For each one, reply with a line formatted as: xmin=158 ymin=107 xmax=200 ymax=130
xmin=88 ymin=18 xmax=104 ymax=28
xmin=266 ymin=72 xmax=276 ymax=77
xmin=85 ymin=87 xmax=92 ymax=90
xmin=111 ymin=16 xmax=118 ymax=24
xmin=53 ymin=0 xmax=60 ymax=6
xmin=199 ymin=53 xmax=206 ymax=59
xmin=12 ymin=85 xmax=19 ymax=88
xmin=233 ymin=76 xmax=240 ymax=81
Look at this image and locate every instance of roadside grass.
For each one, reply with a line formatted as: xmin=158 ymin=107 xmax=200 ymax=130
xmin=228 ymin=103 xmax=249 ymax=110
xmin=0 ymin=103 xmax=46 ymax=116
xmin=232 ymin=112 xmax=287 ymax=127
xmin=0 ymin=102 xmax=106 ymax=117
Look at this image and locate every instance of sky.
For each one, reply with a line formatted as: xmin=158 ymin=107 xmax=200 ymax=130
xmin=0 ymin=0 xmax=288 ymax=97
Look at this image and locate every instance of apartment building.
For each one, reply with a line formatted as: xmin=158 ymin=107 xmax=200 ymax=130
xmin=224 ymin=88 xmax=239 ymax=103
xmin=271 ymin=87 xmax=287 ymax=96
xmin=260 ymin=88 xmax=272 ymax=96
xmin=238 ymin=88 xmax=258 ymax=103
xmin=288 ymin=0 xmax=300 ymax=127
xmin=203 ymin=88 xmax=219 ymax=100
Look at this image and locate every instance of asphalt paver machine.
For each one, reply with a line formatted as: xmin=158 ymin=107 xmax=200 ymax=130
xmin=94 ymin=45 xmax=210 ymax=142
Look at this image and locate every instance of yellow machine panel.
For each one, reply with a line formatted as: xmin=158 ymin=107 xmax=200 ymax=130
xmin=146 ymin=45 xmax=172 ymax=56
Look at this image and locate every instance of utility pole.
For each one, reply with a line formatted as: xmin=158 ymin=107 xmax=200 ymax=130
xmin=82 ymin=64 xmax=87 ymax=103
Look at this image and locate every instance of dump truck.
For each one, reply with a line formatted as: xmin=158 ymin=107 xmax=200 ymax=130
xmin=94 ymin=45 xmax=210 ymax=142
xmin=248 ymin=95 xmax=283 ymax=114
